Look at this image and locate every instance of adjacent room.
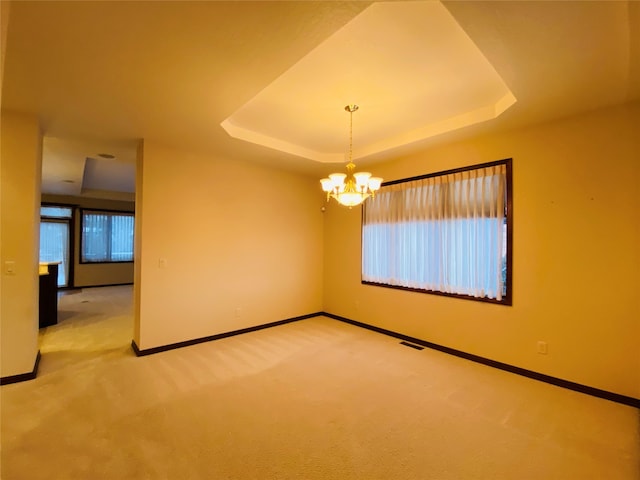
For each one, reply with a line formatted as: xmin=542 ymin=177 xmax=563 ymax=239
xmin=1 ymin=1 xmax=638 ymax=479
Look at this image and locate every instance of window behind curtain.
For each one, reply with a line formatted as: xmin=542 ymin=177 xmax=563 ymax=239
xmin=362 ymin=159 xmax=512 ymax=305
xmin=81 ymin=210 xmax=134 ymax=263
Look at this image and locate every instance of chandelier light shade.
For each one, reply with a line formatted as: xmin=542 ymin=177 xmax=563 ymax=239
xmin=320 ymin=105 xmax=383 ymax=207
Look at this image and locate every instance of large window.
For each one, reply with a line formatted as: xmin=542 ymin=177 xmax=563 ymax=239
xmin=362 ymin=159 xmax=512 ymax=305
xmin=81 ymin=209 xmax=134 ymax=263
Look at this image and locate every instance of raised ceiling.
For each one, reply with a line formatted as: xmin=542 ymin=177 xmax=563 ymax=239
xmin=41 ymin=137 xmax=137 ymax=200
xmin=2 ymin=1 xmax=638 ymax=199
xmin=221 ymin=1 xmax=516 ymax=163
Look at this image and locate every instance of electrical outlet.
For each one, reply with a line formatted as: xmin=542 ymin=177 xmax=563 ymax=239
xmin=537 ymin=341 xmax=548 ymax=355
xmin=158 ymin=258 xmax=167 ymax=269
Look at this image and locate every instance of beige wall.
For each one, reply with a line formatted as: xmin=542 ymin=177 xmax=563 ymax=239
xmin=323 ymin=102 xmax=640 ymax=399
xmin=0 ymin=0 xmax=10 ymax=96
xmin=1 ymin=111 xmax=42 ymax=377
xmin=3 ymin=101 xmax=637 ymax=400
xmin=41 ymin=194 xmax=135 ymax=287
xmin=134 ymin=141 xmax=324 ymax=350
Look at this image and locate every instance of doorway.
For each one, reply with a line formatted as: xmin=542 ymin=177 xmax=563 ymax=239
xmin=39 ymin=205 xmax=73 ymax=288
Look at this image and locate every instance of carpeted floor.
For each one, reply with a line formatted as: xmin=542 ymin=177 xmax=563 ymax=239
xmin=1 ymin=285 xmax=638 ymax=479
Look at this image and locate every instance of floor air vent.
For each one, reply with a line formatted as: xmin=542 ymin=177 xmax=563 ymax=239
xmin=400 ymin=341 xmax=424 ymax=350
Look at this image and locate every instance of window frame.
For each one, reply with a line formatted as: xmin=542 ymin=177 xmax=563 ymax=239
xmin=361 ymin=158 xmax=513 ymax=306
xmin=40 ymin=202 xmax=77 ymax=288
xmin=79 ymin=208 xmax=135 ymax=264
xmin=40 ymin=204 xmax=74 ymax=219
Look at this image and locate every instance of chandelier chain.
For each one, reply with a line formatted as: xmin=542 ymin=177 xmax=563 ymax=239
xmin=349 ymin=107 xmax=353 ymax=164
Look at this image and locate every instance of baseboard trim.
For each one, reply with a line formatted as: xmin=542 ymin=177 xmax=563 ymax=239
xmin=0 ymin=351 xmax=41 ymax=386
xmin=131 ymin=312 xmax=323 ymax=357
xmin=323 ymin=313 xmax=640 ymax=409
xmin=76 ymin=282 xmax=134 ymax=289
xmin=128 ymin=310 xmax=639 ymax=408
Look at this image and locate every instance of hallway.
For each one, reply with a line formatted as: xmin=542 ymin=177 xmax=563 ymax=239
xmin=38 ymin=285 xmax=134 ymax=375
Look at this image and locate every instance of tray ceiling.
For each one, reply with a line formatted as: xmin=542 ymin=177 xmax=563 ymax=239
xmin=222 ymin=2 xmax=516 ymax=163
xmin=2 ymin=1 xmax=638 ymax=199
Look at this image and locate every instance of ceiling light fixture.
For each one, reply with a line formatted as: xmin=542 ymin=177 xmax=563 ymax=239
xmin=320 ymin=105 xmax=382 ymax=208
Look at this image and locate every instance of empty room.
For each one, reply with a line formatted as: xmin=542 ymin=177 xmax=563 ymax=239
xmin=1 ymin=1 xmax=638 ymax=479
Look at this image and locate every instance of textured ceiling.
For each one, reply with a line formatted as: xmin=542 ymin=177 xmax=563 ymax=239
xmin=2 ymin=1 xmax=638 ymax=199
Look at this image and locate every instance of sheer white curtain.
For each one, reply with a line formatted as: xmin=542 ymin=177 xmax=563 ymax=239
xmin=362 ymin=164 xmax=507 ymax=300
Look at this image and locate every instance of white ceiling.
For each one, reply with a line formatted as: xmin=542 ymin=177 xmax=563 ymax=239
xmin=2 ymin=1 xmax=639 ymax=200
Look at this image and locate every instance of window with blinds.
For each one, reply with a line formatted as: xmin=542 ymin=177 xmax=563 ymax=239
xmin=81 ymin=210 xmax=135 ymax=263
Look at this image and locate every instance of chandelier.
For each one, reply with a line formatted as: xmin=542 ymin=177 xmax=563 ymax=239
xmin=320 ymin=105 xmax=383 ymax=207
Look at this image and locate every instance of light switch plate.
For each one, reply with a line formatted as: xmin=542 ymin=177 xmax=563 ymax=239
xmin=4 ymin=261 xmax=16 ymax=275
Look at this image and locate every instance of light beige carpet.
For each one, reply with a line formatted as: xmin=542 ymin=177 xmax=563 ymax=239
xmin=1 ymin=286 xmax=638 ymax=479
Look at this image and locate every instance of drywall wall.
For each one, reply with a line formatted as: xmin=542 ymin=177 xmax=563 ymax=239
xmin=1 ymin=111 xmax=42 ymax=378
xmin=134 ymin=141 xmax=324 ymax=350
xmin=73 ymin=261 xmax=133 ymax=288
xmin=323 ymin=102 xmax=640 ymax=399
xmin=40 ymin=194 xmax=135 ymax=287
xmin=1 ymin=0 xmax=10 ymax=95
